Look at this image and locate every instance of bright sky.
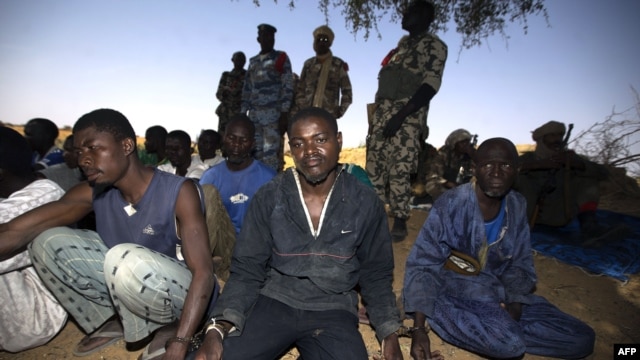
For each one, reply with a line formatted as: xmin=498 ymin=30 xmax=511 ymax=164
xmin=1 ymin=0 xmax=639 ymax=149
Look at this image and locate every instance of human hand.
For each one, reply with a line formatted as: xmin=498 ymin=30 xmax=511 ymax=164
xmin=193 ymin=330 xmax=224 ymax=360
xmin=444 ymin=181 xmax=457 ymax=189
xmin=500 ymin=302 xmax=523 ymax=321
xmin=164 ymin=340 xmax=190 ymax=360
xmin=382 ymin=114 xmax=404 ymax=138
xmin=381 ymin=333 xmax=404 ymax=360
xmin=463 ymin=142 xmax=476 ymax=157
xmin=410 ymin=329 xmax=443 ymax=360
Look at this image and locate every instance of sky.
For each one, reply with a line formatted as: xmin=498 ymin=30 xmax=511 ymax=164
xmin=1 ymin=0 xmax=639 ymax=149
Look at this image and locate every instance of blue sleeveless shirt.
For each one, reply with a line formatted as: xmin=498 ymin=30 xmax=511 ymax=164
xmin=93 ymin=169 xmax=199 ymax=260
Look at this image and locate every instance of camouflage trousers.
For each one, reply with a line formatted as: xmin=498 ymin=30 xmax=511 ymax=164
xmin=217 ymin=113 xmax=232 ymax=134
xmin=248 ymin=107 xmax=282 ymax=172
xmin=366 ymin=100 xmax=424 ymax=219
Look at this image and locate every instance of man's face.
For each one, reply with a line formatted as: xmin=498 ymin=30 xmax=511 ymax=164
xmin=23 ymin=121 xmax=49 ymax=150
xmin=232 ymin=53 xmax=246 ymax=69
xmin=222 ymin=123 xmax=254 ymax=165
xmin=289 ymin=116 xmax=342 ymax=185
xmin=313 ymin=34 xmax=331 ymax=55
xmin=401 ymin=4 xmax=425 ymax=32
xmin=165 ymin=138 xmax=191 ymax=168
xmin=63 ymin=137 xmax=78 ymax=168
xmin=144 ymin=131 xmax=157 ymax=153
xmin=542 ymin=132 xmax=564 ymax=152
xmin=74 ymin=127 xmax=130 ymax=189
xmin=198 ymin=133 xmax=218 ymax=160
xmin=454 ymin=138 xmax=472 ymax=155
xmin=258 ymin=30 xmax=275 ymax=53
xmin=473 ymin=142 xmax=517 ymax=198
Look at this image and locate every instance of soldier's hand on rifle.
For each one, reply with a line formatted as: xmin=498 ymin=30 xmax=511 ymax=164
xmin=463 ymin=142 xmax=476 ymax=157
xmin=550 ymin=150 xmax=585 ymax=170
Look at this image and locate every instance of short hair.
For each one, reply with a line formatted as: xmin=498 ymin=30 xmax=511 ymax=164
xmin=474 ymin=137 xmax=519 ymax=165
xmin=146 ymin=125 xmax=168 ymax=140
xmin=0 ymin=127 xmax=33 ymax=176
xmin=288 ymin=107 xmax=338 ymax=135
xmin=200 ymin=129 xmax=221 ymax=144
xmin=167 ymin=130 xmax=192 ymax=149
xmin=63 ymin=134 xmax=74 ymax=149
xmin=26 ymin=118 xmax=59 ymax=140
xmin=227 ymin=114 xmax=255 ymax=138
xmin=232 ymin=51 xmax=246 ymax=62
xmin=73 ymin=108 xmax=136 ymax=142
xmin=409 ymin=0 xmax=435 ymax=25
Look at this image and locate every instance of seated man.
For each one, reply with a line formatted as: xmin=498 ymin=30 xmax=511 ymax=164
xmin=413 ymin=129 xmax=476 ymax=206
xmin=439 ymin=129 xmax=477 ymax=187
xmin=193 ymin=107 xmax=409 ymax=360
xmin=194 ymin=129 xmax=224 ymax=169
xmin=515 ymin=120 xmax=614 ymax=245
xmin=200 ymin=115 xmax=275 ymax=235
xmin=0 ymin=109 xmax=217 ymax=359
xmin=36 ymin=134 xmax=85 ymax=191
xmin=23 ymin=117 xmax=65 ymax=170
xmin=158 ymin=130 xmax=207 ymax=179
xmin=403 ymin=138 xmax=595 ymax=359
xmin=0 ymin=127 xmax=68 ymax=352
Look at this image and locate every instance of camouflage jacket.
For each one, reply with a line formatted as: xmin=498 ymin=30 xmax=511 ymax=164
xmin=292 ymin=55 xmax=352 ymax=118
xmin=215 ymin=68 xmax=246 ymax=118
xmin=439 ymin=145 xmax=471 ymax=184
xmin=376 ymin=31 xmax=447 ymax=103
xmin=241 ymin=50 xmax=294 ymax=113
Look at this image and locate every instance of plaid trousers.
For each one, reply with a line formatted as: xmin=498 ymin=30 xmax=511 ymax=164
xmin=29 ymin=227 xmax=196 ymax=342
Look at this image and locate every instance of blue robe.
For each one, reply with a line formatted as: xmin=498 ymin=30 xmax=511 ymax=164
xmin=403 ymin=182 xmax=594 ymax=359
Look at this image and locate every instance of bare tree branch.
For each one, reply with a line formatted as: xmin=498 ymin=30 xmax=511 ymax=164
xmin=572 ymin=86 xmax=640 ymax=177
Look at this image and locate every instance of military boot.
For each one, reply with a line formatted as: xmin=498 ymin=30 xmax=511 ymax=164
xmin=391 ymin=217 xmax=408 ymax=242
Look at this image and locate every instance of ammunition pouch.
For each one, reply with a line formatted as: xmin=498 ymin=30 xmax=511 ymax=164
xmin=376 ymin=65 xmax=422 ymax=101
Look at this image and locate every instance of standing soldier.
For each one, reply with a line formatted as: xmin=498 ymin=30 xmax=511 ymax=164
xmin=216 ymin=51 xmax=247 ymax=134
xmin=292 ymin=25 xmax=352 ymax=120
xmin=241 ymin=24 xmax=294 ymax=172
xmin=366 ymin=0 xmax=447 ymax=242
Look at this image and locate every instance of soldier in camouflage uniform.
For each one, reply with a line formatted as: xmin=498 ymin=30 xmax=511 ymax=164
xmin=366 ymin=0 xmax=447 ymax=241
xmin=216 ymin=51 xmax=246 ymax=134
xmin=414 ymin=129 xmax=476 ymax=201
xmin=291 ymin=25 xmax=352 ymax=120
xmin=514 ymin=121 xmax=622 ymax=246
xmin=242 ymin=24 xmax=294 ymax=172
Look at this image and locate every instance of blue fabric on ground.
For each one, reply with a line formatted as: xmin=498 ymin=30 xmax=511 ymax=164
xmin=530 ymin=210 xmax=640 ymax=282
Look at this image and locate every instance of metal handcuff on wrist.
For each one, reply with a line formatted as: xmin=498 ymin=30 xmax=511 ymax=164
xmin=394 ymin=323 xmax=431 ymax=337
xmin=204 ymin=318 xmax=237 ymax=340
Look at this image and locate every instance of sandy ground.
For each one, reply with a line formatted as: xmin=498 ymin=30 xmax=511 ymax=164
xmin=2 ymin=207 xmax=638 ymax=360
xmin=2 ymin=148 xmax=639 ymax=359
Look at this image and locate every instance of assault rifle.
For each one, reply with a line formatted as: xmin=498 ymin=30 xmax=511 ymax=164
xmin=528 ymin=123 xmax=574 ymax=229
xmin=455 ymin=134 xmax=478 ymax=185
